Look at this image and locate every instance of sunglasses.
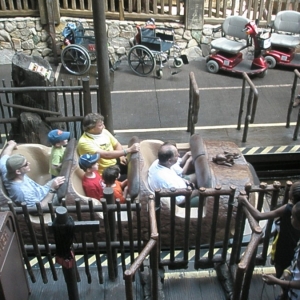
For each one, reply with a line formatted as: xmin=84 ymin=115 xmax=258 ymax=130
xmin=20 ymin=161 xmax=29 ymax=168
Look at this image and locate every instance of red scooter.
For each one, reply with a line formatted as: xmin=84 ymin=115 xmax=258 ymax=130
xmin=263 ymin=10 xmax=300 ymax=69
xmin=206 ymin=17 xmax=270 ymax=77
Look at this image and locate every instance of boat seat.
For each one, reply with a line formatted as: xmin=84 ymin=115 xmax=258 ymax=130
xmin=140 ymin=139 xmax=163 ymax=192
xmin=270 ymin=10 xmax=300 ymax=48
xmin=67 ymin=137 xmax=140 ymax=205
xmin=210 ymin=16 xmax=250 ymax=54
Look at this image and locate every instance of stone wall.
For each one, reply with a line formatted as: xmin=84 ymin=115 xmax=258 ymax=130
xmin=0 ymin=17 xmax=220 ymax=65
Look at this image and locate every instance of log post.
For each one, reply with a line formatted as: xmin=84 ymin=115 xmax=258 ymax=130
xmin=11 ymin=53 xmax=65 ymax=144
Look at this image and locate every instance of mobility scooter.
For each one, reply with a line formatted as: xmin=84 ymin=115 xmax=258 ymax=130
xmin=264 ymin=10 xmax=300 ymax=69
xmin=206 ymin=16 xmax=270 ymax=77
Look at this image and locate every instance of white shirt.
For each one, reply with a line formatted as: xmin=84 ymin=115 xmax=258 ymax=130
xmin=148 ymin=161 xmax=186 ymax=205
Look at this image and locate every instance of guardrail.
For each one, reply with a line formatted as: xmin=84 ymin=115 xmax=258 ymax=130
xmin=152 ymin=185 xmax=264 ymax=300
xmin=124 ymin=196 xmax=159 ymax=300
xmin=187 ymin=71 xmax=200 ymax=136
xmin=237 ymin=72 xmax=259 ymax=143
xmin=1 ymin=0 xmax=298 ymax=25
xmin=287 ymin=69 xmax=300 ymax=140
xmin=0 ymin=77 xmax=96 ymax=146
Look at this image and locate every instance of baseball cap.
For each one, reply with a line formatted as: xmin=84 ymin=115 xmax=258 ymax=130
xmin=48 ymin=129 xmax=70 ymax=145
xmin=79 ymin=153 xmax=100 ymax=170
xmin=6 ymin=154 xmax=26 ymax=180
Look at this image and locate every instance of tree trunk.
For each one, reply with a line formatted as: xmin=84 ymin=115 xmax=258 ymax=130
xmin=11 ymin=53 xmax=65 ymax=145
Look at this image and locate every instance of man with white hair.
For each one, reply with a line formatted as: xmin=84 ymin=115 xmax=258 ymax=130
xmin=0 ymin=140 xmax=65 ymax=207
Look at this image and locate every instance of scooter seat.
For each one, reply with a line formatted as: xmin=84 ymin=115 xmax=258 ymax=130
xmin=211 ymin=37 xmax=247 ymax=54
xmin=270 ymin=33 xmax=300 ymax=48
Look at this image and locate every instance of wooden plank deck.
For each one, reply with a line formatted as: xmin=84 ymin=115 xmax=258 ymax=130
xmin=27 ymin=265 xmax=282 ymax=300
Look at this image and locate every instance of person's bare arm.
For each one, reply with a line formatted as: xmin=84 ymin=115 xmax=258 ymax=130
xmin=0 ymin=140 xmax=17 ymax=157
xmin=123 ymin=186 xmax=128 ymax=200
xmin=238 ymin=195 xmax=286 ymax=220
xmin=180 ymin=151 xmax=191 ymax=167
xmin=263 ymin=274 xmax=300 ymax=290
xmin=40 ymin=176 xmax=65 ymax=208
xmin=120 ymin=179 xmax=128 ymax=189
xmin=95 ymin=143 xmax=140 ymax=159
xmin=114 ymin=141 xmax=127 ymax=164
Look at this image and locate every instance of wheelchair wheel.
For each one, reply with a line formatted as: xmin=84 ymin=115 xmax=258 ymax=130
xmin=61 ymin=44 xmax=91 ymax=75
xmin=128 ymin=45 xmax=155 ymax=76
xmin=156 ymin=69 xmax=163 ymax=79
xmin=173 ymin=58 xmax=183 ymax=68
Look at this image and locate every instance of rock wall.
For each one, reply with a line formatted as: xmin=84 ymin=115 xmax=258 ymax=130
xmin=0 ymin=17 xmax=221 ymax=65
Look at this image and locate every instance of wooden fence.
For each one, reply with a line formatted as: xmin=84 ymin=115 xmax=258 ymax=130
xmin=1 ymin=0 xmax=300 ymax=25
xmin=0 ymin=77 xmax=97 ymax=147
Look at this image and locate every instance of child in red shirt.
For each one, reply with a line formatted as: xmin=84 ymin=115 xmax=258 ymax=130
xmin=79 ymin=153 xmax=103 ymax=200
xmin=102 ymin=165 xmax=127 ymax=203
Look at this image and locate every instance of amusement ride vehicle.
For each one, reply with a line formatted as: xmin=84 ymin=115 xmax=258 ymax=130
xmin=206 ymin=16 xmax=271 ymax=77
xmin=263 ymin=10 xmax=300 ymax=69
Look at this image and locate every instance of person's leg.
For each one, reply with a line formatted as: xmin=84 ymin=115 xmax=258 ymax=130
xmin=116 ymin=159 xmax=128 ymax=181
xmin=190 ymin=190 xmax=200 ymax=207
xmin=190 ymin=196 xmax=199 ymax=207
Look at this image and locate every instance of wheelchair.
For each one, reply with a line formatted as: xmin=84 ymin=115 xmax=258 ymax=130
xmin=128 ymin=19 xmax=188 ymax=79
xmin=61 ymin=22 xmax=119 ymax=75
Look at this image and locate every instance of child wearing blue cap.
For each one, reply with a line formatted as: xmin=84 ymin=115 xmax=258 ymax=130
xmin=79 ymin=153 xmax=103 ymax=200
xmin=48 ymin=129 xmax=70 ymax=178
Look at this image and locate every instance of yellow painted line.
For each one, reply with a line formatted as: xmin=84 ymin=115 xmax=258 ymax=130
xmin=114 ymin=122 xmax=297 ymax=133
xmin=188 ymin=250 xmax=195 ymax=260
xmin=28 ymin=258 xmax=38 ymax=267
xmin=163 ymin=250 xmax=182 ymax=259
xmin=165 ymin=265 xmax=276 ymax=280
xmin=290 ymin=145 xmax=300 ymax=153
xmin=124 ymin=253 xmax=139 ymax=265
xmin=165 ymin=270 xmax=217 ymax=279
xmin=88 ymin=255 xmax=96 ymax=266
xmin=244 ymin=147 xmax=260 ymax=155
xmin=261 ymin=146 xmax=274 ymax=154
xmin=44 ymin=258 xmax=55 ymax=268
xmin=275 ymin=146 xmax=287 ymax=153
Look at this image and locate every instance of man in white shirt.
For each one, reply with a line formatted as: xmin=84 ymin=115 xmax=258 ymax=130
xmin=148 ymin=143 xmax=198 ymax=206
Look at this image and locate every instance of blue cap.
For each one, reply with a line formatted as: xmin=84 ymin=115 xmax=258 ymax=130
xmin=48 ymin=129 xmax=70 ymax=145
xmin=79 ymin=153 xmax=100 ymax=170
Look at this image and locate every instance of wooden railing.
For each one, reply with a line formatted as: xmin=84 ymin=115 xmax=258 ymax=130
xmin=153 ymin=185 xmax=263 ymax=300
xmin=0 ymin=196 xmax=143 ymax=295
xmin=1 ymin=0 xmax=300 ymax=24
xmin=0 ymin=77 xmax=97 ymax=147
xmin=124 ymin=196 xmax=159 ymax=300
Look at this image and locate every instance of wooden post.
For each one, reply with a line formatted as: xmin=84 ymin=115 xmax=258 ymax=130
xmin=45 ymin=0 xmax=59 ymax=66
xmin=38 ymin=0 xmax=60 ymax=25
xmin=82 ymin=77 xmax=92 ymax=115
xmin=184 ymin=0 xmax=204 ymax=30
xmin=49 ymin=207 xmax=100 ymax=300
xmin=92 ymin=0 xmax=114 ymax=134
xmin=119 ymin=0 xmax=125 ymax=20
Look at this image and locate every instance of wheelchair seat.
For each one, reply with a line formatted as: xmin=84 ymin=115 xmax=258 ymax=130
xmin=270 ymin=10 xmax=300 ymax=48
xmin=211 ymin=16 xmax=250 ymax=54
xmin=139 ymin=27 xmax=174 ymax=52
